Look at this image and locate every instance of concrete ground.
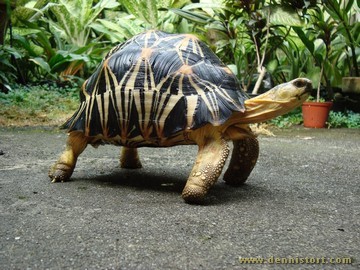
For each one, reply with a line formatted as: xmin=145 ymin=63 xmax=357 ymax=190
xmin=0 ymin=126 xmax=359 ymax=270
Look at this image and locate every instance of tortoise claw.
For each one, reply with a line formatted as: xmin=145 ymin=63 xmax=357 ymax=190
xmin=48 ymin=163 xmax=73 ymax=183
xmin=182 ymin=184 xmax=207 ymax=204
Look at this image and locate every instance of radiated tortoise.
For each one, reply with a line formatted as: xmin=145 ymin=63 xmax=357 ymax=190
xmin=49 ymin=30 xmax=312 ymax=203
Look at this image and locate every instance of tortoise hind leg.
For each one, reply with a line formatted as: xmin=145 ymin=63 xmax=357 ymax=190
xmin=223 ymin=137 xmax=259 ymax=185
xmin=182 ymin=134 xmax=230 ymax=203
xmin=49 ymin=131 xmax=88 ymax=182
xmin=120 ymin=147 xmax=142 ymax=169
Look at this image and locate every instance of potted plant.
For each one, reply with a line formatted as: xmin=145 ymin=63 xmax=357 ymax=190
xmin=300 ymin=0 xmax=359 ymax=126
xmin=301 ymin=55 xmax=333 ymax=128
xmin=331 ymin=0 xmax=360 ymax=108
xmin=302 ymin=99 xmax=333 ymax=128
xmin=297 ymin=4 xmax=336 ymax=128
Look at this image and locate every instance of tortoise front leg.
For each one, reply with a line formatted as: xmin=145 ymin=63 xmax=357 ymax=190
xmin=49 ymin=131 xmax=88 ymax=182
xmin=120 ymin=147 xmax=142 ymax=169
xmin=182 ymin=137 xmax=230 ymax=203
xmin=223 ymin=137 xmax=259 ymax=186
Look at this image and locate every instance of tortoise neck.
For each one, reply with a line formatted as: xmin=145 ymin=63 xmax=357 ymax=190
xmin=234 ymin=97 xmax=305 ymax=124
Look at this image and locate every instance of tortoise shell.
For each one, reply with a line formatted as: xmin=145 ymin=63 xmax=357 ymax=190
xmin=65 ymin=30 xmax=247 ymax=143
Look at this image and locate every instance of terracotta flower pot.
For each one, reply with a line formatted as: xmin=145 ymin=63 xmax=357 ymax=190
xmin=302 ymin=101 xmax=333 ymax=128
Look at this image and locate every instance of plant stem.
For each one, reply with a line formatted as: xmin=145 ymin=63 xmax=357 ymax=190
xmin=317 ymin=62 xmax=324 ymax=102
xmin=252 ymin=9 xmax=270 ymax=95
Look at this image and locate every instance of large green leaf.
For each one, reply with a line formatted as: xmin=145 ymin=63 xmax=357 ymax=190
xmin=169 ymin=9 xmax=212 ymax=25
xmin=48 ymin=50 xmax=90 ymax=73
xmin=17 ymin=20 xmax=55 ymax=58
xmin=323 ymin=0 xmax=342 ymax=21
xmin=114 ymin=16 xmax=145 ymax=37
xmin=262 ymin=5 xmax=304 ymax=27
xmin=92 ymin=19 xmax=133 ymax=42
xmin=12 ymin=34 xmax=38 ymax=57
xmin=182 ymin=2 xmax=227 ymax=11
xmin=29 ymin=57 xmax=51 ymax=73
xmin=293 ymin=27 xmax=314 ymax=55
xmin=12 ymin=26 xmax=42 ymax=36
xmin=11 ymin=0 xmax=49 ymax=23
xmin=46 ymin=0 xmax=119 ymax=47
xmin=121 ymin=0 xmax=159 ymax=28
xmin=91 ymin=17 xmax=144 ymax=43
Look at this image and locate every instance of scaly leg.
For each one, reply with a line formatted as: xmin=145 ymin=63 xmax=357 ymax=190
xmin=223 ymin=136 xmax=259 ymax=186
xmin=49 ymin=131 xmax=88 ymax=182
xmin=182 ymin=131 xmax=230 ymax=203
xmin=120 ymin=147 xmax=142 ymax=169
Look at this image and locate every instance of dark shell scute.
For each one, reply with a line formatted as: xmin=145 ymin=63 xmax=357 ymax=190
xmin=65 ymin=30 xmax=247 ymax=142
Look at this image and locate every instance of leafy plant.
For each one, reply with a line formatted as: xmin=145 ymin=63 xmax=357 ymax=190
xmin=120 ymin=0 xmax=190 ymax=32
xmin=328 ymin=111 xmax=360 ymax=128
xmin=323 ymin=0 xmax=359 ymax=77
xmin=269 ymin=108 xmax=360 ymax=129
xmin=43 ymin=0 xmax=119 ymax=47
xmin=0 ymin=45 xmax=22 ymax=92
xmin=8 ymin=0 xmax=121 ymax=81
xmin=0 ymin=82 xmax=79 ymax=126
xmin=270 ymin=34 xmax=311 ymax=84
xmin=90 ymin=12 xmax=145 ymax=43
xmin=120 ymin=0 xmax=160 ymax=28
xmin=268 ymin=107 xmax=303 ymax=128
xmin=293 ymin=0 xmax=359 ymax=101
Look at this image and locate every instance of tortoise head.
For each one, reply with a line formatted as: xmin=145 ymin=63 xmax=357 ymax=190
xmin=240 ymin=78 xmax=312 ymax=123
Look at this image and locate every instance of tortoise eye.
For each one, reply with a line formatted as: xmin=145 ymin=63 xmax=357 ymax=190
xmin=293 ymin=79 xmax=307 ymax=88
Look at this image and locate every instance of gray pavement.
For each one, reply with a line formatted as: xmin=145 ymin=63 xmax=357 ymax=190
xmin=0 ymin=126 xmax=359 ymax=270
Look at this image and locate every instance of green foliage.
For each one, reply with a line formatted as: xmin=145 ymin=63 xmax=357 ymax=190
xmin=0 ymin=83 xmax=79 ymax=125
xmin=291 ymin=0 xmax=359 ymax=93
xmin=269 ymin=107 xmax=303 ymax=128
xmin=322 ymin=0 xmax=359 ymax=77
xmin=120 ymin=0 xmax=191 ymax=32
xmin=328 ymin=111 xmax=360 ymax=128
xmin=0 ymin=45 xmax=23 ymax=91
xmin=5 ymin=0 xmax=121 ymax=82
xmin=270 ymin=108 xmax=360 ymax=129
xmin=91 ymin=14 xmax=144 ymax=43
xmin=4 ymin=0 xmax=191 ymax=85
xmin=169 ymin=0 xmax=359 ymax=94
xmin=44 ymin=0 xmax=119 ymax=47
xmin=0 ymin=83 xmax=79 ymax=107
xmin=120 ymin=0 xmax=159 ymax=28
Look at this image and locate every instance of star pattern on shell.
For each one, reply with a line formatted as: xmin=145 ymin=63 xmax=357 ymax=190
xmin=64 ymin=30 xmax=246 ymax=146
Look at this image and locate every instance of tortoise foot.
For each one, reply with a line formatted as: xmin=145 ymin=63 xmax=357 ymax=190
xmin=50 ymin=131 xmax=88 ymax=183
xmin=48 ymin=163 xmax=74 ymax=183
xmin=120 ymin=159 xmax=142 ymax=169
xmin=182 ymin=185 xmax=207 ymax=204
xmin=183 ymin=131 xmax=230 ymax=204
xmin=223 ymin=137 xmax=259 ymax=186
xmin=120 ymin=147 xmax=142 ymax=169
xmin=223 ymin=169 xmax=249 ymax=186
